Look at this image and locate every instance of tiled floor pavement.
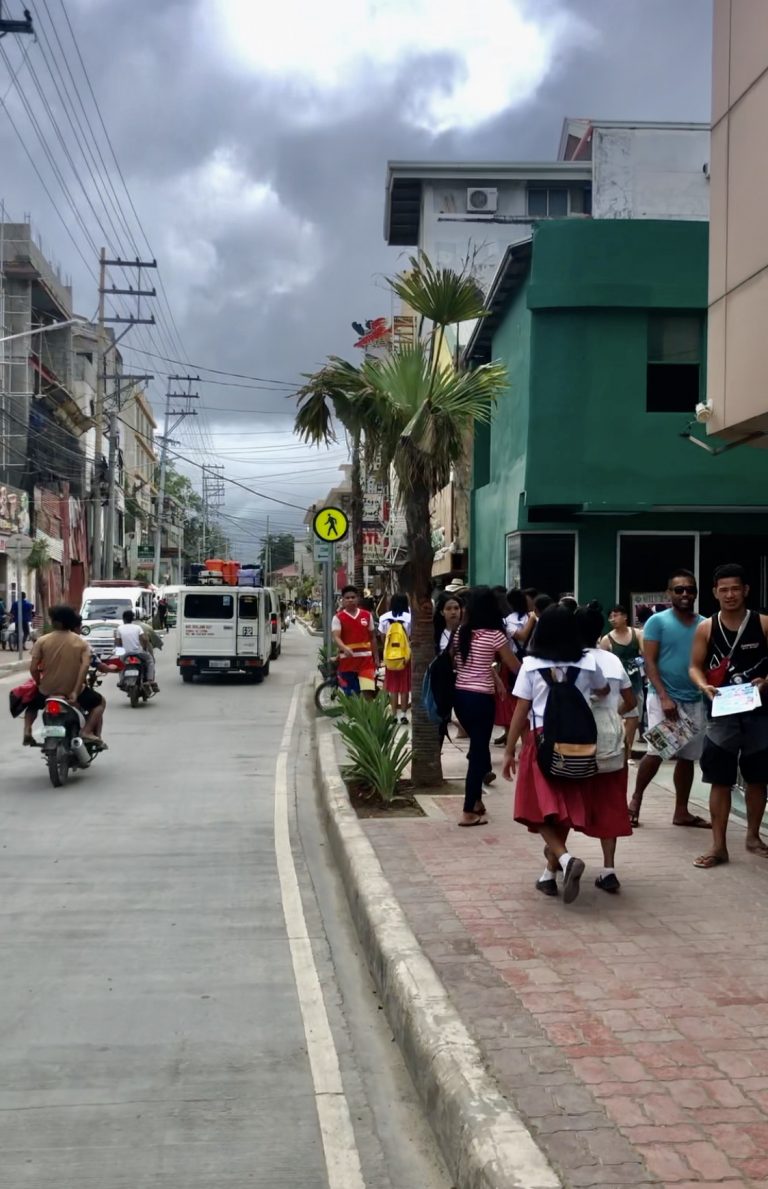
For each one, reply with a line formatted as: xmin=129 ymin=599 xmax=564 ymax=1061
xmin=365 ymin=741 xmax=768 ymax=1188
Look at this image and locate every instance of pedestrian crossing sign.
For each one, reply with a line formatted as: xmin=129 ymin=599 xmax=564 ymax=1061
xmin=313 ymin=505 xmax=349 ymax=543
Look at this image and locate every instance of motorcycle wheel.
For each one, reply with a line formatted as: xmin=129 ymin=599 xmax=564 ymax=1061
xmin=130 ymin=685 xmax=140 ymax=708
xmin=315 ymin=679 xmax=342 ymax=716
xmin=47 ymin=743 xmax=70 ymax=788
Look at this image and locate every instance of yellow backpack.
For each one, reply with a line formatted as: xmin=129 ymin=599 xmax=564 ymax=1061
xmin=383 ymin=619 xmax=411 ymax=671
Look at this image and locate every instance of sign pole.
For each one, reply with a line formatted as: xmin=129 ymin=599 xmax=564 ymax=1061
xmin=323 ymin=545 xmax=335 ymax=660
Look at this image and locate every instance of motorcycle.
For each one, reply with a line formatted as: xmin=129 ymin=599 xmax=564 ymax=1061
xmin=41 ymin=688 xmax=104 ymax=788
xmin=117 ymin=653 xmax=156 ymax=708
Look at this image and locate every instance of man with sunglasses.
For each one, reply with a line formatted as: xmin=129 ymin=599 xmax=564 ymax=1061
xmin=628 ymin=570 xmax=709 ymax=828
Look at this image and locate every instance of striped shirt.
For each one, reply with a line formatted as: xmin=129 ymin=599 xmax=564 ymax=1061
xmin=453 ymin=629 xmax=507 ymax=695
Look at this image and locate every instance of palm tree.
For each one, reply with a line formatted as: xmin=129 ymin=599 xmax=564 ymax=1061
xmin=294 ymin=359 xmax=377 ymax=590
xmin=295 ymin=255 xmax=507 ymax=786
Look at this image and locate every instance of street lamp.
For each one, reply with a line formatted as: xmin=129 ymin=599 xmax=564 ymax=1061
xmin=0 ymin=318 xmax=88 ymax=346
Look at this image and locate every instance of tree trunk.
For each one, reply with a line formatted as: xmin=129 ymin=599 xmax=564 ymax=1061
xmin=404 ymin=480 xmax=442 ymax=788
xmin=350 ymin=429 xmax=365 ymax=590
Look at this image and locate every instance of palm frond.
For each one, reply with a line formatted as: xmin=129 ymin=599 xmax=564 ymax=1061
xmin=388 ymin=252 xmax=488 ymax=327
xmin=294 ymin=356 xmax=367 ymax=446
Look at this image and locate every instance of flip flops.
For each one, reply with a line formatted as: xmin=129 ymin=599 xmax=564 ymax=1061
xmin=693 ymin=852 xmax=729 ymax=868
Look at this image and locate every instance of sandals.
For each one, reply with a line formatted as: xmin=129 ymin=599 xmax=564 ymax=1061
xmin=674 ymin=816 xmax=711 ymax=829
xmin=458 ymin=813 xmax=488 ymax=828
xmin=693 ymin=852 xmax=728 ymax=869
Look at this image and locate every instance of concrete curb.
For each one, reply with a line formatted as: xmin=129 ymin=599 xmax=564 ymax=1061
xmin=0 ymin=659 xmax=27 ymax=681
xmin=312 ymin=710 xmax=561 ymax=1189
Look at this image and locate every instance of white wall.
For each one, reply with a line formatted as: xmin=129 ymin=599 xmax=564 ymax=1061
xmin=420 ymin=181 xmax=534 ymax=294
xmin=592 ymin=127 xmax=710 ymax=221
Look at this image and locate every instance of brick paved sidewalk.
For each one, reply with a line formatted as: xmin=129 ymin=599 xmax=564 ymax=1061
xmin=364 ymin=738 xmax=768 ymax=1188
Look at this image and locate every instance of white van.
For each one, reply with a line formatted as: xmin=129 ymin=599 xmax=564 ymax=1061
xmin=80 ymin=582 xmax=156 ymax=658
xmin=263 ymin=587 xmax=283 ymax=660
xmin=176 ymin=587 xmax=269 ymax=682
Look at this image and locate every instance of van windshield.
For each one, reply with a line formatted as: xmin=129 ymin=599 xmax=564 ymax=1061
xmin=82 ymin=598 xmax=132 ymax=621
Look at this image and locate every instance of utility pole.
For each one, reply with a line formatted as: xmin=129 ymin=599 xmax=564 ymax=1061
xmin=200 ymin=465 xmax=224 ymax=563
xmin=91 ymin=248 xmax=106 ymax=582
xmin=0 ymin=3 xmax=34 ymax=37
xmin=95 ymin=252 xmax=157 ymax=579
xmin=266 ymin=514 xmax=271 ymax=582
xmin=102 ymin=373 xmax=153 ymax=580
xmin=153 ymin=376 xmax=199 ymax=587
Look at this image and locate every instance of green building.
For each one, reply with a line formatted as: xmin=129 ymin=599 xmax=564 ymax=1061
xmin=466 ymin=219 xmax=768 ymax=618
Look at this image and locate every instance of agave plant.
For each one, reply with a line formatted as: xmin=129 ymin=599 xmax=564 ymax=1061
xmin=334 ymin=693 xmax=412 ymax=802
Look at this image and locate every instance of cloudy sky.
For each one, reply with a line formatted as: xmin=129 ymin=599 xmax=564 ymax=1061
xmin=0 ymin=0 xmax=712 ymax=554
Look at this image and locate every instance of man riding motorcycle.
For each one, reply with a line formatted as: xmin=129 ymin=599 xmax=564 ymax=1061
xmin=23 ymin=605 xmax=106 ymax=746
xmin=114 ymin=609 xmax=159 ymax=692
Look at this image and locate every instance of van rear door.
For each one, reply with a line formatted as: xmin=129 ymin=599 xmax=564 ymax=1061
xmin=181 ymin=590 xmax=235 ymax=660
xmin=237 ymin=592 xmax=263 ymax=660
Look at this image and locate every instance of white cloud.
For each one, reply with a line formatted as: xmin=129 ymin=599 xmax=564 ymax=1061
xmin=130 ymin=147 xmax=324 ymax=316
xmin=213 ymin=0 xmax=593 ymax=132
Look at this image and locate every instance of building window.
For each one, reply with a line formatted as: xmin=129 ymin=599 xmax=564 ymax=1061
xmin=505 ymin=532 xmax=577 ymax=598
xmin=527 ymin=186 xmax=590 ymax=217
xmin=527 ymin=187 xmax=568 ymax=217
xmin=474 ymin=421 xmax=491 ymax=488
xmin=646 ymin=314 xmax=702 ymax=413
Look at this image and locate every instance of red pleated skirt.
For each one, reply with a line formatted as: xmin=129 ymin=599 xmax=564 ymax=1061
xmin=514 ymin=732 xmax=632 ymax=839
xmin=384 ymin=662 xmax=411 ymax=694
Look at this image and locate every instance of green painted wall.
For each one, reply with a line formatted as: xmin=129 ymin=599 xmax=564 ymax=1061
xmin=470 ymin=218 xmax=768 ymax=598
xmin=471 ymin=281 xmax=531 ymax=583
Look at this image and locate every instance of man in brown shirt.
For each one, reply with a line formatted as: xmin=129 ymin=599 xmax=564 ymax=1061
xmin=24 ymin=605 xmax=105 ymax=745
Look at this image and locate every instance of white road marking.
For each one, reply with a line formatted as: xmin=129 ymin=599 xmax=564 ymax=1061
xmin=274 ymin=684 xmax=366 ymax=1189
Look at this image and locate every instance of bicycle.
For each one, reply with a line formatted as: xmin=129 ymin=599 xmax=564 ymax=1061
xmin=315 ymin=655 xmax=343 ymax=716
xmin=314 ymin=655 xmax=382 ymax=715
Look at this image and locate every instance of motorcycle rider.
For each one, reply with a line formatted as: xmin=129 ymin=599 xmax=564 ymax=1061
xmin=114 ymin=610 xmax=158 ymax=692
xmin=24 ymin=605 xmax=106 ymax=746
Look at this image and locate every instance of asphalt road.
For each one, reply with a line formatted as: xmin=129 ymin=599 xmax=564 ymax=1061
xmin=0 ymin=626 xmax=449 ymax=1189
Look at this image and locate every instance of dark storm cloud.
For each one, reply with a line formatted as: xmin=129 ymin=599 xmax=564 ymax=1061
xmin=0 ymin=0 xmax=712 ymax=536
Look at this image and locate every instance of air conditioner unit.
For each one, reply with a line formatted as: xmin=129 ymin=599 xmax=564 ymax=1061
xmin=466 ymin=187 xmax=498 ymax=214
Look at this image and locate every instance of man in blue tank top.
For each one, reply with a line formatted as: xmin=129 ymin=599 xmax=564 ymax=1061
xmin=628 ymin=570 xmax=708 ymax=829
xmin=690 ymin=563 xmax=768 ymax=869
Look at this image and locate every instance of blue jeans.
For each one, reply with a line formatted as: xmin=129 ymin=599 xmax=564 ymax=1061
xmin=454 ymin=689 xmax=495 ymax=813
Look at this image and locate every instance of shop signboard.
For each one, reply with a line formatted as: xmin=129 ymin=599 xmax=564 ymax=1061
xmin=631 ymin=590 xmax=672 ymax=626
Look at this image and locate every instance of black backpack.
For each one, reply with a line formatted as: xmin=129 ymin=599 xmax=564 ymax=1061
xmin=421 ymin=633 xmax=456 ymax=734
xmin=535 ymin=667 xmax=598 ymax=780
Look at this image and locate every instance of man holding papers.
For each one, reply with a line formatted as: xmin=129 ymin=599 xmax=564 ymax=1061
xmin=690 ymin=564 xmax=768 ymax=869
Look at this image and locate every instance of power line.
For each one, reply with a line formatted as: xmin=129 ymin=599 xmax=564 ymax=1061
xmin=119 ymin=342 xmax=297 ymax=387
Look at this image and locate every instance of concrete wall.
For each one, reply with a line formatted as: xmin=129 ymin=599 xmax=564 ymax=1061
xmin=708 ymin=0 xmax=768 ymax=437
xmin=592 ymin=127 xmax=710 ymax=221
xmin=420 ymin=181 xmax=535 ymax=295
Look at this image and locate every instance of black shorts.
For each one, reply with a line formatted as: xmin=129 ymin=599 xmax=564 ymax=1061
xmin=30 ymin=687 xmax=104 ymax=714
xmin=701 ymin=737 xmax=768 ymax=786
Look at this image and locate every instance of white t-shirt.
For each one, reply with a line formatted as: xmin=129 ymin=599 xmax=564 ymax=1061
xmin=512 ymin=653 xmax=608 ymax=724
xmin=115 ymin=622 xmax=145 ymax=654
xmin=585 ymin=647 xmax=630 ymax=712
xmin=504 ymin=611 xmax=529 ymax=643
xmin=378 ymin=611 xmax=411 ymax=637
xmin=439 ymin=628 xmax=452 ymax=653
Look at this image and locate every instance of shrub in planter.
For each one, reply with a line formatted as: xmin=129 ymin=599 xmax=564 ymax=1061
xmin=334 ymin=693 xmax=411 ymax=802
